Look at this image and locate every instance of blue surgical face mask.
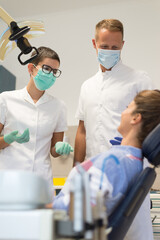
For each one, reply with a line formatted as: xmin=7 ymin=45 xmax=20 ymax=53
xmin=33 ymin=68 xmax=56 ymax=91
xmin=98 ymin=49 xmax=120 ymax=70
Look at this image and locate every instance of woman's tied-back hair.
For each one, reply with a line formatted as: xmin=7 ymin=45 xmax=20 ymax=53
xmin=95 ymin=19 xmax=124 ymax=41
xmin=30 ymin=46 xmax=60 ymax=65
xmin=133 ymin=90 xmax=160 ymax=145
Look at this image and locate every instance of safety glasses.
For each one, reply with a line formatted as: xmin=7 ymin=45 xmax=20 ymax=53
xmin=41 ymin=64 xmax=62 ymax=78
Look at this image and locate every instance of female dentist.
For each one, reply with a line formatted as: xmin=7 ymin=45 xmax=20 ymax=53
xmin=0 ymin=46 xmax=73 ymax=201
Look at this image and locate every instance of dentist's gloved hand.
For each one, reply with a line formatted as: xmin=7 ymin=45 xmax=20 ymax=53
xmin=55 ymin=142 xmax=74 ymax=155
xmin=110 ymin=137 xmax=122 ymax=146
xmin=4 ymin=128 xmax=30 ymax=144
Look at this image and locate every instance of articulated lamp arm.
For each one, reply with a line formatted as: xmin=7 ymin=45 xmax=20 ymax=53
xmin=0 ymin=6 xmax=39 ymax=65
xmin=0 ymin=7 xmax=15 ymax=26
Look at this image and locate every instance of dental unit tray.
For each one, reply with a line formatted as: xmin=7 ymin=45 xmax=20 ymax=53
xmin=0 ymin=7 xmax=45 ymax=65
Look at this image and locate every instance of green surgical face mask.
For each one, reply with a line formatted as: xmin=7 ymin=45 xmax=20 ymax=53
xmin=33 ymin=68 xmax=56 ymax=91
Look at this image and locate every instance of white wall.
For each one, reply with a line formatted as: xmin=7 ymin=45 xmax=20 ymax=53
xmin=1 ymin=0 xmax=160 ymax=126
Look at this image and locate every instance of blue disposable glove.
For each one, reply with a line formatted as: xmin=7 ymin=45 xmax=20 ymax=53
xmin=4 ymin=128 xmax=30 ymax=144
xmin=110 ymin=137 xmax=122 ymax=146
xmin=55 ymin=142 xmax=74 ymax=155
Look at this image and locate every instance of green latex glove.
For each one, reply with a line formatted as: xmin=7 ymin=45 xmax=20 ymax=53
xmin=4 ymin=128 xmax=30 ymax=144
xmin=55 ymin=142 xmax=74 ymax=155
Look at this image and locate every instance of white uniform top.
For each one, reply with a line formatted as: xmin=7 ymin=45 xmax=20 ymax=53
xmin=76 ymin=60 xmax=153 ymax=158
xmin=0 ymin=87 xmax=67 ymax=201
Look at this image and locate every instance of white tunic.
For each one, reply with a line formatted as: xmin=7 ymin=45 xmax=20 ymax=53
xmin=0 ymin=87 xmax=67 ymax=201
xmin=76 ymin=60 xmax=153 ymax=158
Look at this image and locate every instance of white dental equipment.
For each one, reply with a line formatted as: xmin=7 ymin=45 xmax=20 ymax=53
xmin=0 ymin=170 xmax=50 ymax=210
xmin=73 ymin=170 xmax=84 ymax=233
xmin=0 ymin=170 xmax=54 ymax=240
xmin=0 ymin=169 xmax=108 ymax=240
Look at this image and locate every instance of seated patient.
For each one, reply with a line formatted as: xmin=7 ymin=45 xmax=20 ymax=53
xmin=53 ymin=90 xmax=160 ymax=216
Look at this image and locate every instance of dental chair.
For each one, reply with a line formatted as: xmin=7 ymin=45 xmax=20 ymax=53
xmin=108 ymin=123 xmax=160 ymax=240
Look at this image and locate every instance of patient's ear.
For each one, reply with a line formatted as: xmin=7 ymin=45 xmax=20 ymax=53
xmin=131 ymin=113 xmax=142 ymax=125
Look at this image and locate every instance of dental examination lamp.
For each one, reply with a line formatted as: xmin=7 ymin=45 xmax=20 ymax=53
xmin=9 ymin=21 xmax=39 ymax=65
xmin=0 ymin=6 xmax=45 ymax=65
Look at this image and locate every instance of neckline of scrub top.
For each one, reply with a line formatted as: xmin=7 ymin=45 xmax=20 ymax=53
xmin=99 ymin=59 xmax=122 ymax=78
xmin=22 ymin=87 xmax=53 ymax=106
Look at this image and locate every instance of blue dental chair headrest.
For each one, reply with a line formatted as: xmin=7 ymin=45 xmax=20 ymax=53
xmin=142 ymin=123 xmax=160 ymax=167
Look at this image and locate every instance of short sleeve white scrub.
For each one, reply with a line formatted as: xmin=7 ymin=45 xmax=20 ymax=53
xmin=0 ymin=87 xmax=67 ymax=201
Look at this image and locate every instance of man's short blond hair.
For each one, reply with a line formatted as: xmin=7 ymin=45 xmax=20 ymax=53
xmin=95 ymin=19 xmax=124 ymax=41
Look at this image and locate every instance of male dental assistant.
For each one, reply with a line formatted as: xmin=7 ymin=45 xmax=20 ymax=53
xmin=74 ymin=19 xmax=153 ymax=240
xmin=74 ymin=19 xmax=153 ymax=163
xmin=0 ymin=46 xmax=73 ymax=201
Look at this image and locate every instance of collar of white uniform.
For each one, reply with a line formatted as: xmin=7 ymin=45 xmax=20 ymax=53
xmin=22 ymin=87 xmax=52 ymax=106
xmin=98 ymin=59 xmax=122 ymax=78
